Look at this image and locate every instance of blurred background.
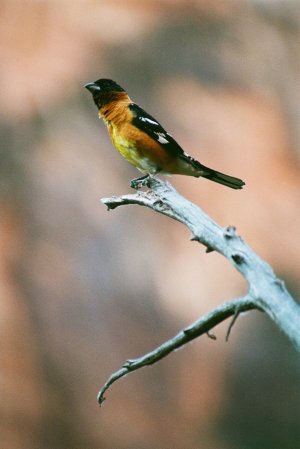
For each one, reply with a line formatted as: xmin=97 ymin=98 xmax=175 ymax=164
xmin=1 ymin=1 xmax=300 ymax=448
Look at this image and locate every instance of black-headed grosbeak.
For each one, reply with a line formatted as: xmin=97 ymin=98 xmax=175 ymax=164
xmin=84 ymin=79 xmax=245 ymax=189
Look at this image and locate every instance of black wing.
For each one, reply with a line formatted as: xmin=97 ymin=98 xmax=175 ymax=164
xmin=129 ymin=103 xmax=186 ymax=157
xmin=129 ymin=104 xmax=244 ymax=188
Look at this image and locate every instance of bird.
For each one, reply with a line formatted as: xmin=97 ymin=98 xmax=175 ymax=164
xmin=84 ymin=79 xmax=245 ymax=190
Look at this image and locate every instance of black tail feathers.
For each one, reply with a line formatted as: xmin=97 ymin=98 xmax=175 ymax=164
xmin=200 ymin=166 xmax=245 ymax=190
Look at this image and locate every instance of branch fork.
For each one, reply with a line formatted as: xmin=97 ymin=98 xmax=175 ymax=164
xmin=98 ymin=178 xmax=300 ymax=405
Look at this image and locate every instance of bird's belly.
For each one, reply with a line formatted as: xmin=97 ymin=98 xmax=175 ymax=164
xmin=110 ymin=129 xmax=159 ymax=174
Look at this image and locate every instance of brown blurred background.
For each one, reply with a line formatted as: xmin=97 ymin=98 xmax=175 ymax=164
xmin=1 ymin=1 xmax=300 ymax=448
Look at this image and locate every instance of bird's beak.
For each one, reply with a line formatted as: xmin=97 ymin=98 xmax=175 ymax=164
xmin=84 ymin=82 xmax=101 ymax=94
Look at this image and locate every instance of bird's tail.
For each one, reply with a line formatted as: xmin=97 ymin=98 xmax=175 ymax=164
xmin=199 ymin=165 xmax=245 ymax=189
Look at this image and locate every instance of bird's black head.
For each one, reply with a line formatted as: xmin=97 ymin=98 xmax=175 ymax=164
xmin=85 ymin=79 xmax=125 ymax=94
xmin=84 ymin=79 xmax=126 ymax=108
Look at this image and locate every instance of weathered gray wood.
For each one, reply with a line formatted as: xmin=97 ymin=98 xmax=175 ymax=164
xmin=97 ymin=295 xmax=257 ymax=405
xmin=98 ymin=178 xmax=300 ymax=405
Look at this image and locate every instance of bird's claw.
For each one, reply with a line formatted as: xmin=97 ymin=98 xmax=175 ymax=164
xmin=130 ymin=175 xmax=151 ymax=190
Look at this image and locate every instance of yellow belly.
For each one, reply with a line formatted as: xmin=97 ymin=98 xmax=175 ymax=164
xmin=109 ymin=125 xmax=159 ymax=174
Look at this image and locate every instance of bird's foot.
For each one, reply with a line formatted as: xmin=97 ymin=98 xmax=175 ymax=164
xmin=130 ymin=175 xmax=151 ymax=190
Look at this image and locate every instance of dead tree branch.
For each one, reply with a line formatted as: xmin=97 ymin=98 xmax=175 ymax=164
xmin=99 ymin=177 xmax=300 ymax=405
xmin=98 ymin=295 xmax=257 ymax=405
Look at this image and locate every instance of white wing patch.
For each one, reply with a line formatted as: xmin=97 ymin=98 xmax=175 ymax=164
xmin=140 ymin=117 xmax=159 ymax=126
xmin=156 ymin=132 xmax=169 ymax=144
xmin=137 ymin=111 xmax=173 ymax=145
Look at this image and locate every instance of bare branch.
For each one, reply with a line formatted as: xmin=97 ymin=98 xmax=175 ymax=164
xmin=226 ymin=308 xmax=240 ymax=342
xmin=99 ymin=178 xmax=300 ymax=405
xmin=98 ymin=295 xmax=258 ymax=405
